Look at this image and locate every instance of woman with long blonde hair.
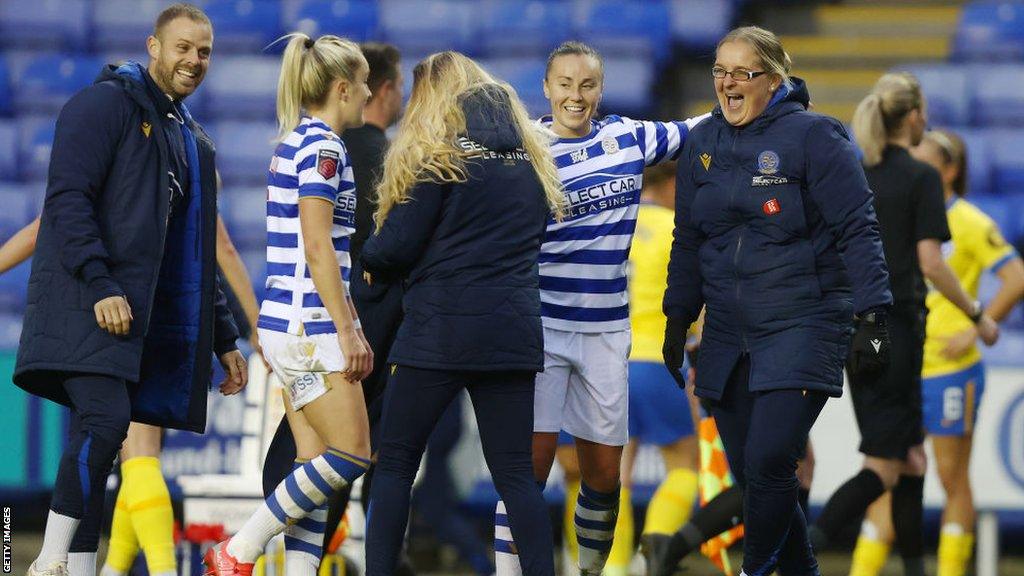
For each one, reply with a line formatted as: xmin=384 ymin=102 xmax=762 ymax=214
xmin=361 ymin=51 xmax=562 ymax=576
xmin=204 ymin=32 xmax=374 ymax=576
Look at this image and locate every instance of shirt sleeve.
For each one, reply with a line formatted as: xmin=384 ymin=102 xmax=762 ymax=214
xmin=971 ymin=212 xmax=1017 ymax=272
xmin=632 ymin=114 xmax=710 ymax=166
xmin=296 ymin=137 xmax=349 ymax=202
xmin=913 ymin=166 xmax=952 ymax=243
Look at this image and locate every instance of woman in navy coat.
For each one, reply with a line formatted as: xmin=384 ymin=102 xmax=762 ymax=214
xmin=662 ymin=27 xmax=893 ymax=575
xmin=361 ymin=51 xmax=565 ymax=576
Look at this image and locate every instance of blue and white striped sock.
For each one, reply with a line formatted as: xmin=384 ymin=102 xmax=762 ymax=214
xmin=575 ymin=483 xmax=619 ymax=575
xmin=494 ymin=500 xmax=523 ymax=576
xmin=228 ymin=448 xmax=369 ymax=563
xmin=284 ymin=459 xmax=329 ymax=576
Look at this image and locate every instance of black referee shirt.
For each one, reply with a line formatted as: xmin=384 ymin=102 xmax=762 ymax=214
xmin=342 ymin=123 xmax=389 ymax=264
xmin=866 ymin=144 xmax=951 ymax=310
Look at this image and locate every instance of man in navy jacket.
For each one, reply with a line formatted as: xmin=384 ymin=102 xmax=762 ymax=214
xmin=15 ymin=5 xmax=245 ymax=575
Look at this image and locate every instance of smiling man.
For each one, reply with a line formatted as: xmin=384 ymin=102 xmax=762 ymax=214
xmin=15 ymin=5 xmax=245 ymax=576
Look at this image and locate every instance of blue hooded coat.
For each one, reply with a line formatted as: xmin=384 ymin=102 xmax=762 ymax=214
xmin=664 ymin=79 xmax=892 ymax=399
xmin=14 ymin=63 xmax=238 ymax=432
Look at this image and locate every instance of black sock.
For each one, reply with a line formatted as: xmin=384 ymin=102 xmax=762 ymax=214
xmin=892 ymin=474 xmax=925 ymax=576
xmin=798 ymin=486 xmax=811 ymax=521
xmin=810 ymin=469 xmax=885 ymax=549
xmin=689 ymin=484 xmax=744 ymax=545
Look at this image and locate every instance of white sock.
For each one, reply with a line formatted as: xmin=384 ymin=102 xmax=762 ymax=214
xmin=67 ymin=552 xmax=96 ymax=576
xmin=575 ymin=484 xmax=618 ymax=575
xmin=284 ymin=505 xmax=327 ymax=576
xmin=36 ymin=510 xmax=80 ymax=568
xmin=339 ymin=477 xmax=366 ymax=574
xmin=98 ymin=566 xmax=125 ymax=576
xmin=494 ymin=500 xmax=523 ymax=576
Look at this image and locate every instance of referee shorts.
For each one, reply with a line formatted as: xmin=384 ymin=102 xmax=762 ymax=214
xmin=848 ymin=306 xmax=926 ymax=460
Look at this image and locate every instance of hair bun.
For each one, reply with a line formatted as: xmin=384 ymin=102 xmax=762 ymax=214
xmin=304 ymin=37 xmax=315 ymax=49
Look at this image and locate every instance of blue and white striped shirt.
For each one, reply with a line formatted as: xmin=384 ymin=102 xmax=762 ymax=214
xmin=257 ymin=116 xmax=356 ymax=336
xmin=539 ymin=114 xmax=706 ymax=333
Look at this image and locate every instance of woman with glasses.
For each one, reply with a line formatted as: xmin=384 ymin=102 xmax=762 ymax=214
xmin=661 ymin=26 xmax=893 ymax=575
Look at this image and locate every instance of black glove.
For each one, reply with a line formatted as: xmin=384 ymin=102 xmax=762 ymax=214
xmin=663 ymin=317 xmax=689 ymax=389
xmin=847 ymin=307 xmax=891 ymax=381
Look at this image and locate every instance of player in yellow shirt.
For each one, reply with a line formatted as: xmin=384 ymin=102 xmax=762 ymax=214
xmin=849 ymin=130 xmax=1024 ymax=576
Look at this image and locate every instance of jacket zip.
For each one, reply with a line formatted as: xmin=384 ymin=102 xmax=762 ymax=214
xmin=730 ymin=129 xmax=749 ymax=352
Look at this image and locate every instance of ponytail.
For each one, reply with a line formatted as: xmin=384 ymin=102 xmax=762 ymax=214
xmin=852 ymin=94 xmax=886 ymax=167
xmin=272 ymin=32 xmax=367 ymax=141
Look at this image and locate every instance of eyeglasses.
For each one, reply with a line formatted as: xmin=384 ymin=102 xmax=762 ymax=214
xmin=711 ymin=67 xmax=767 ymax=82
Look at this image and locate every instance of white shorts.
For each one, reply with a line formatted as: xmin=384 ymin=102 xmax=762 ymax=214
xmin=258 ymin=328 xmax=346 ymax=411
xmin=534 ymin=327 xmax=630 ymax=446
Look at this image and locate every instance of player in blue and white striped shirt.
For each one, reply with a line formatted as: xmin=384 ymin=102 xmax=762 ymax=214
xmin=205 ymin=34 xmax=374 ymax=576
xmin=495 ymin=41 xmax=707 ymax=576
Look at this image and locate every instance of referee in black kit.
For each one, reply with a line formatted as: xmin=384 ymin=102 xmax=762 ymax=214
xmin=261 ymin=41 xmax=406 ymax=561
xmin=808 ymin=73 xmax=998 ymax=576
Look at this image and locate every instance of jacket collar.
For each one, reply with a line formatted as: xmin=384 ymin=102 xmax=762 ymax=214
xmin=98 ymin=61 xmax=185 ymax=122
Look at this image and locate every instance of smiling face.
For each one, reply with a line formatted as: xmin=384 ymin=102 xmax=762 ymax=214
xmin=714 ymin=40 xmax=779 ymax=127
xmin=147 ymin=16 xmax=212 ymax=100
xmin=543 ymin=53 xmax=603 ymax=138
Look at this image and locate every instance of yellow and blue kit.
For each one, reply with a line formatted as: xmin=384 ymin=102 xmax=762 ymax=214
xmin=922 ymin=198 xmax=1017 ymax=435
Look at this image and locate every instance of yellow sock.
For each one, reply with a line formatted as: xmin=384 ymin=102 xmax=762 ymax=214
xmin=103 ymin=474 xmax=139 ymax=573
xmin=606 ymin=486 xmax=634 ymax=569
xmin=563 ymin=479 xmax=581 ymax=563
xmin=938 ymin=524 xmax=972 ymax=576
xmin=643 ymin=468 xmax=698 ymax=535
xmin=849 ymin=535 xmax=890 ymax=576
xmin=123 ymin=457 xmax=176 ymax=575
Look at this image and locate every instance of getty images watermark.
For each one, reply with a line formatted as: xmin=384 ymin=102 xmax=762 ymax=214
xmin=3 ymin=506 xmax=10 ymax=574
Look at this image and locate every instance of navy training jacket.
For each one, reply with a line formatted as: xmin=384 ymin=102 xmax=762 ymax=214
xmin=14 ymin=63 xmax=238 ymax=432
xmin=663 ymin=79 xmax=892 ymax=399
xmin=361 ymin=86 xmax=550 ymax=372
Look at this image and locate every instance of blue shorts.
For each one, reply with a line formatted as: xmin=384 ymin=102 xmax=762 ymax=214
xmin=922 ymin=362 xmax=986 ymax=436
xmin=627 ymin=360 xmax=695 ymax=445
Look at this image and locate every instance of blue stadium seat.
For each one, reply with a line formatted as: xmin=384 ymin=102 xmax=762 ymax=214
xmin=480 ymin=58 xmax=548 ymax=117
xmin=220 ymin=186 xmax=268 ymax=250
xmin=602 ymin=56 xmax=654 ymax=115
xmin=284 ymin=0 xmax=380 ymax=43
xmin=0 ymin=183 xmax=37 ymax=241
xmin=576 ymin=0 xmax=672 ymax=63
xmin=970 ymin=64 xmax=1024 ymax=127
xmin=898 ymin=64 xmax=971 ymax=127
xmin=958 ymin=129 xmax=994 ymax=195
xmin=0 ymin=122 xmax=18 ymax=181
xmin=0 ymin=0 xmax=91 ymax=51
xmin=988 ymin=130 xmax=1024 ymax=194
xmin=1003 ymin=193 xmax=1024 ymax=245
xmin=93 ymin=0 xmax=168 ymax=52
xmin=17 ymin=117 xmax=56 ymax=182
xmin=669 ymin=0 xmax=735 ymax=50
xmin=205 ymin=0 xmax=283 ymax=53
xmin=954 ymin=1 xmax=1024 ymax=62
xmin=203 ymin=56 xmax=280 ymax=120
xmin=478 ymin=1 xmax=573 ymax=57
xmin=10 ymin=54 xmax=104 ymax=115
xmin=380 ymin=0 xmax=478 ymax=56
xmin=206 ymin=121 xmax=278 ymax=185
xmin=0 ymin=56 xmax=11 ymax=116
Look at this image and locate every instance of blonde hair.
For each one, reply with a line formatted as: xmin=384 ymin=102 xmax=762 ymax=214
xmin=718 ymin=26 xmax=793 ymax=89
xmin=852 ymin=72 xmax=924 ymax=167
xmin=275 ymin=33 xmax=367 ymax=140
xmin=375 ymin=51 xmax=564 ymax=228
xmin=921 ymin=129 xmax=967 ymax=197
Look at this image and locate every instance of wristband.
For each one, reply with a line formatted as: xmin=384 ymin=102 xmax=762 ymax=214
xmin=968 ymin=300 xmax=984 ymax=324
xmin=352 ymin=317 xmax=362 ymax=330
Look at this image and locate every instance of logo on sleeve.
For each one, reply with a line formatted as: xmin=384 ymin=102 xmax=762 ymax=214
xmin=762 ymin=198 xmax=781 ymax=216
xmin=316 ymin=148 xmax=340 ymax=180
xmin=700 ymin=153 xmax=712 ymax=171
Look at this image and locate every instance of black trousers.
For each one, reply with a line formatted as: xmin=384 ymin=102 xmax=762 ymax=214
xmin=365 ymin=366 xmax=554 ymax=576
xmin=708 ymin=355 xmax=827 ymax=576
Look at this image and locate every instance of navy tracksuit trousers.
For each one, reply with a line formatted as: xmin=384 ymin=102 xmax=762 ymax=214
xmin=365 ymin=366 xmax=554 ymax=576
xmin=708 ymin=355 xmax=826 ymax=576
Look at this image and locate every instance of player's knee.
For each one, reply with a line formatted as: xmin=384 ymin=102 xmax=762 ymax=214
xmin=904 ymin=444 xmax=928 ymax=476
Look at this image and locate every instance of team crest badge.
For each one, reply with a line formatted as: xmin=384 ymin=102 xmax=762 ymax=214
xmin=141 ymin=122 xmax=151 ymax=138
xmin=700 ymin=153 xmax=712 ymax=171
xmin=316 ymin=148 xmax=340 ymax=180
xmin=601 ymin=136 xmax=619 ymax=155
xmin=757 ymin=150 xmax=780 ymax=174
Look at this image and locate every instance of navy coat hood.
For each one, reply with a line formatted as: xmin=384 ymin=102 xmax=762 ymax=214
xmin=460 ymin=85 xmax=522 ymax=152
